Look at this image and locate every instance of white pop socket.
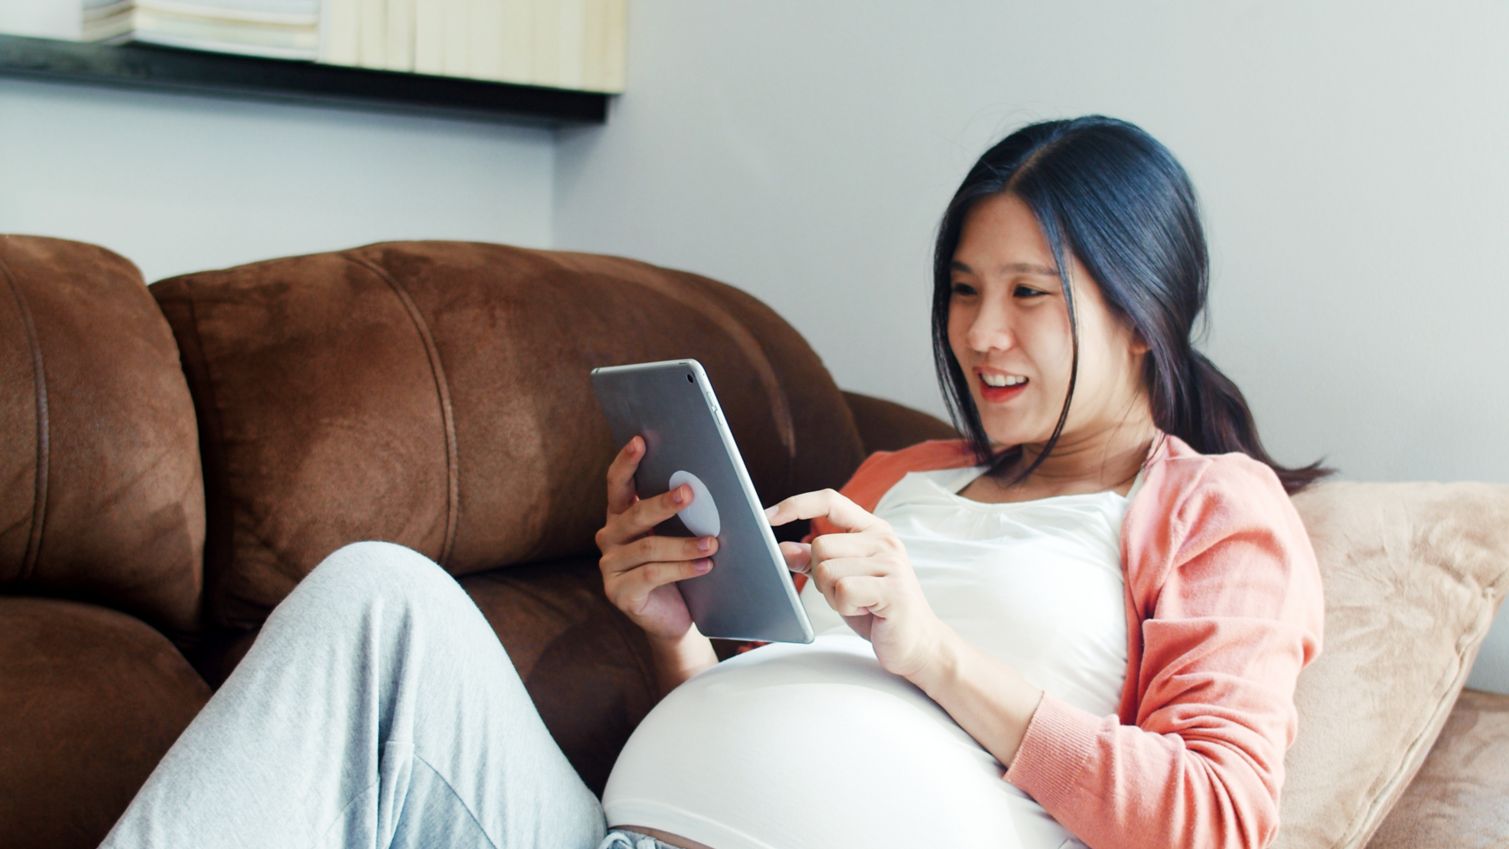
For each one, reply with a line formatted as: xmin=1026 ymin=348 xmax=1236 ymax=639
xmin=668 ymin=470 xmax=720 ymax=538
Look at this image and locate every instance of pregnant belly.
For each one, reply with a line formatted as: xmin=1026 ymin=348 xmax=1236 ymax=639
xmin=601 ymin=635 xmax=1064 ymax=849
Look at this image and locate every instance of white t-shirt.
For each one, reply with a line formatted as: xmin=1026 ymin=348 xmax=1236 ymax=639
xmin=601 ymin=464 xmax=1141 ymax=849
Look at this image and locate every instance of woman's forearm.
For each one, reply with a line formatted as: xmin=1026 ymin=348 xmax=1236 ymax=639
xmin=647 ymin=629 xmax=719 ymax=700
xmin=909 ymin=625 xmax=1043 ymax=768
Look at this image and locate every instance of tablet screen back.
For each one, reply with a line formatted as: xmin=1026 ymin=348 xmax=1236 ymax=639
xmin=591 ymin=359 xmax=814 ymax=644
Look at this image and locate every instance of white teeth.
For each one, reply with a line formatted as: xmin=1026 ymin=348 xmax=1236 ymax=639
xmin=981 ymin=373 xmax=1026 ymax=387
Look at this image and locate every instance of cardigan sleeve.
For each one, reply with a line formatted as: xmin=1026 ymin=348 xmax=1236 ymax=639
xmin=1003 ymin=456 xmax=1324 ymax=849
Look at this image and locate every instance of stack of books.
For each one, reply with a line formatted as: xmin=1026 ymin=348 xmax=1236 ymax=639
xmin=2 ymin=0 xmax=626 ymax=92
xmin=129 ymin=0 xmax=320 ymax=60
xmin=83 ymin=0 xmax=135 ymax=42
xmin=319 ymin=0 xmax=626 ymax=92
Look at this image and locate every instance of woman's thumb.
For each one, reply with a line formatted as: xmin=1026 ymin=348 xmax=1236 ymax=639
xmin=778 ymin=541 xmax=813 ymax=573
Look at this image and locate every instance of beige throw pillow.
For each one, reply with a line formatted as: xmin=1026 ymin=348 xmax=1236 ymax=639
xmin=1273 ymin=481 xmax=1509 ymax=849
xmin=1367 ymin=688 xmax=1509 ymax=848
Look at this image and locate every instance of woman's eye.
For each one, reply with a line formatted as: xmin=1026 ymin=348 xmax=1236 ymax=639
xmin=950 ymin=282 xmax=976 ymax=296
xmin=1014 ymin=286 xmax=1047 ymax=298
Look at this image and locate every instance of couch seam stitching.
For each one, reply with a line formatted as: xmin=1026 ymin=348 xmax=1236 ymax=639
xmin=179 ymin=287 xmax=233 ymax=627
xmin=678 ymin=273 xmax=797 ymax=493
xmin=347 ymin=254 xmax=460 ymax=568
xmin=0 ymin=247 xmax=49 ymax=583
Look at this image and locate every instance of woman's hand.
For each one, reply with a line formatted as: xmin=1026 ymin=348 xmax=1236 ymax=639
xmin=594 ymin=435 xmax=719 ymax=642
xmin=766 ymin=489 xmax=951 ymax=679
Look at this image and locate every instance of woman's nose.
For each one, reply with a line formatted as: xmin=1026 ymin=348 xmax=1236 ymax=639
xmin=966 ymin=310 xmax=1015 ymax=353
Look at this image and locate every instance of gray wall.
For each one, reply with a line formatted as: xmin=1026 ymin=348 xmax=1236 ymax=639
xmin=0 ymin=78 xmax=554 ymax=282
xmin=554 ymin=0 xmax=1509 ymax=692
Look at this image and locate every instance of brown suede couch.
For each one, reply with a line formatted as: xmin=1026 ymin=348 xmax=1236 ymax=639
xmin=2 ymin=234 xmax=1506 ymax=849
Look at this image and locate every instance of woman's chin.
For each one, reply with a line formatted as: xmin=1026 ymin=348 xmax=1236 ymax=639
xmin=979 ymin=421 xmax=1045 ymax=451
xmin=970 ymin=404 xmax=1042 ymax=449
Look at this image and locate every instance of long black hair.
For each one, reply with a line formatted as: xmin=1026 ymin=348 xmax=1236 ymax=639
xmin=930 ymin=115 xmax=1333 ymax=495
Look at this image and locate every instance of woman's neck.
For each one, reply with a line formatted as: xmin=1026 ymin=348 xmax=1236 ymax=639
xmin=988 ymin=418 xmax=1160 ymax=499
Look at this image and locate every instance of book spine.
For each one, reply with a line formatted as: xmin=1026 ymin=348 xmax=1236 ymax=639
xmin=357 ymin=0 xmax=385 ymax=68
xmin=555 ymin=0 xmax=585 ymax=90
xmin=468 ymin=0 xmax=504 ymax=81
xmin=529 ymin=0 xmax=559 ymax=87
xmin=385 ymin=0 xmax=414 ymax=71
xmin=601 ymin=0 xmax=625 ymax=92
xmin=319 ymin=0 xmax=358 ymax=64
xmin=581 ymin=0 xmax=605 ymax=91
xmin=413 ymin=0 xmax=444 ymax=73
xmin=441 ymin=0 xmax=469 ymax=76
xmin=498 ymin=0 xmax=532 ymax=84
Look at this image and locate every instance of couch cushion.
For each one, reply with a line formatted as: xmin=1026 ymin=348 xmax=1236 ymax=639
xmin=0 ymin=235 xmax=204 ymax=634
xmin=841 ymin=389 xmax=960 ymax=453
xmin=151 ymin=241 xmax=865 ymax=628
xmin=1273 ymin=482 xmax=1509 ymax=849
xmin=1366 ymin=688 xmax=1509 ymax=848
xmin=459 ymin=556 xmax=660 ymax=797
xmin=0 ymin=596 xmax=211 ymax=849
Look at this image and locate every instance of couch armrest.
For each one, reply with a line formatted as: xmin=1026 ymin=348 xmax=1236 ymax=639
xmin=841 ymin=391 xmax=958 ymax=455
xmin=1365 ymin=688 xmax=1509 ymax=848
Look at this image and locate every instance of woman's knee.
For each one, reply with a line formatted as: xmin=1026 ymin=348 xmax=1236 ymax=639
xmin=300 ymin=540 xmax=470 ymax=619
xmin=318 ymin=540 xmax=439 ymax=579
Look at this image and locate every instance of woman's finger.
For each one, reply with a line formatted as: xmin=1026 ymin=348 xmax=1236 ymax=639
xmin=625 ymin=482 xmax=695 ymax=536
xmin=604 ymin=435 xmax=644 ymax=516
xmin=766 ymin=488 xmax=888 ymax=535
xmin=808 ymin=532 xmax=882 ymax=565
xmin=608 ymin=558 xmax=714 ymax=611
xmin=602 ymin=534 xmax=717 ymax=576
xmin=829 ymin=574 xmax=889 ymax=618
xmin=778 ymin=541 xmax=812 ymax=573
xmin=808 ymin=555 xmax=884 ymax=607
xmin=598 ymin=481 xmax=693 ymax=550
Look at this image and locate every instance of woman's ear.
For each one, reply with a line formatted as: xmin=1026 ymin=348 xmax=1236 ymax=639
xmin=1129 ymin=329 xmax=1151 ymax=356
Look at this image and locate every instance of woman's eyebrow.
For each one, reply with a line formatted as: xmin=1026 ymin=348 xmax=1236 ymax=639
xmin=950 ymin=260 xmax=1060 ymax=276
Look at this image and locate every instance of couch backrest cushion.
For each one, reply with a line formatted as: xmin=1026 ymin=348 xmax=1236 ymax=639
xmin=151 ymin=241 xmax=866 ymax=629
xmin=1274 ymin=481 xmax=1509 ymax=849
xmin=0 ymin=235 xmax=204 ymax=634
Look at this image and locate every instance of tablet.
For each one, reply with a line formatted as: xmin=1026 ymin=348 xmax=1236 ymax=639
xmin=590 ymin=359 xmax=815 ymax=644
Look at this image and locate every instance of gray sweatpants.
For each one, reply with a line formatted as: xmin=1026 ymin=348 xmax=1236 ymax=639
xmin=99 ymin=541 xmax=672 ymax=849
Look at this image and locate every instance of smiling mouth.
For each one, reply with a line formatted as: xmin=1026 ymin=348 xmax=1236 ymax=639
xmin=978 ymin=375 xmax=1029 ymax=401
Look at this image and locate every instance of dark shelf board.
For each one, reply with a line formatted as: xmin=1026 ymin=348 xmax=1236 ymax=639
xmin=0 ymin=33 xmax=609 ymax=126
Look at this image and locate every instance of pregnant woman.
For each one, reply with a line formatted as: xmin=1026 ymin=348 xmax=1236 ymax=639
xmin=100 ymin=115 xmax=1328 ymax=849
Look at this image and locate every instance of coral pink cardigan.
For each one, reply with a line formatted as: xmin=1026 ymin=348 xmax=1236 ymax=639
xmin=790 ymin=431 xmax=1324 ymax=849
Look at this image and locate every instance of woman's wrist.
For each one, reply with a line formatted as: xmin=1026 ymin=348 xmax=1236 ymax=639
xmin=646 ymin=628 xmax=718 ymax=698
xmin=910 ymin=627 xmax=1043 ymax=767
xmin=907 ymin=623 xmax=964 ymax=695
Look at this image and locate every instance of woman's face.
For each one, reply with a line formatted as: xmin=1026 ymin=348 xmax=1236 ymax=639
xmin=946 ymin=192 xmax=1149 ymax=451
